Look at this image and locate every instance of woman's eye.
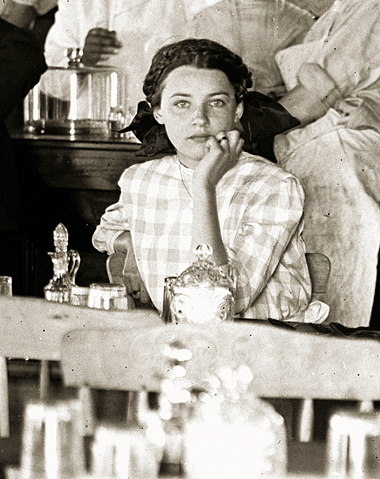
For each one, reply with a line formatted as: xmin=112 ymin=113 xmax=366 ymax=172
xmin=210 ymin=99 xmax=225 ymax=108
xmin=174 ymin=100 xmax=189 ymax=108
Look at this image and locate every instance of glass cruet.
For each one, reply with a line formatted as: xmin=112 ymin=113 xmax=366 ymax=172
xmin=44 ymin=223 xmax=81 ymax=303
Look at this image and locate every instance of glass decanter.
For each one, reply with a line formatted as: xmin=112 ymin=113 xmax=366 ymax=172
xmin=44 ymin=223 xmax=81 ymax=303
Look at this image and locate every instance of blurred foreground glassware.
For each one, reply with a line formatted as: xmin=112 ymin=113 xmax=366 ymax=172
xmin=88 ymin=282 xmax=134 ymax=310
xmin=0 ymin=275 xmax=11 ymax=437
xmin=162 ymin=244 xmax=236 ymax=324
xmin=91 ymin=418 xmax=161 ymax=479
xmin=183 ymin=367 xmax=287 ymax=479
xmin=44 ymin=223 xmax=80 ymax=303
xmin=326 ymin=408 xmax=380 ymax=478
xmin=19 ymin=399 xmax=86 ymax=479
xmin=0 ymin=276 xmax=12 ymax=297
xmin=155 ymin=341 xmax=287 ymax=479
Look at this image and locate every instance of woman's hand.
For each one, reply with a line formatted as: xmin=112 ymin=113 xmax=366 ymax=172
xmin=81 ymin=28 xmax=122 ymax=66
xmin=193 ymin=129 xmax=244 ymax=192
xmin=114 ymin=231 xmax=150 ymax=303
xmin=122 ymin=249 xmax=151 ymax=303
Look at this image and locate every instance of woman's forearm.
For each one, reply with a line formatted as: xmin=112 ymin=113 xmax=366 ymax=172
xmin=278 ymin=63 xmax=341 ymax=128
xmin=191 ymin=186 xmax=228 ymax=266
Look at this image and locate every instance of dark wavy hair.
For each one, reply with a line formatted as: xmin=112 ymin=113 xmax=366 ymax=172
xmin=143 ymin=38 xmax=253 ymax=107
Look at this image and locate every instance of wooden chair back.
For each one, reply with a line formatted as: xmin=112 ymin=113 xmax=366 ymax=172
xmin=60 ymin=320 xmax=380 ymax=401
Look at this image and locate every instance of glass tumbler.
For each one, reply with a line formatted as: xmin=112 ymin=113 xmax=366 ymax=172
xmin=0 ymin=276 xmax=12 ymax=297
xmin=326 ymin=408 xmax=380 ymax=478
xmin=69 ymin=286 xmax=90 ymax=307
xmin=91 ymin=421 xmax=161 ymax=479
xmin=88 ymin=283 xmax=134 ymax=310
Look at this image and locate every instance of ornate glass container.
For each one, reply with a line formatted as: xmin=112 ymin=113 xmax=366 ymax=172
xmin=24 ymin=48 xmax=126 ymax=136
xmin=163 ymin=244 xmax=236 ymax=324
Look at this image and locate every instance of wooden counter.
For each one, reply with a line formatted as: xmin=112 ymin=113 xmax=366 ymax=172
xmin=10 ymin=131 xmax=148 ymax=295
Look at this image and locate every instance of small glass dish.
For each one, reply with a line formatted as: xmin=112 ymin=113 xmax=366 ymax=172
xmin=88 ymin=283 xmax=133 ymax=310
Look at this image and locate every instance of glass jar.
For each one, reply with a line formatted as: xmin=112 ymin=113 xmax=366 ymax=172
xmin=163 ymin=244 xmax=236 ymax=324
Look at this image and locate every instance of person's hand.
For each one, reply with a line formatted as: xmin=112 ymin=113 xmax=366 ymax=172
xmin=81 ymin=28 xmax=122 ymax=66
xmin=122 ymin=248 xmax=151 ymax=303
xmin=193 ymin=129 xmax=244 ymax=191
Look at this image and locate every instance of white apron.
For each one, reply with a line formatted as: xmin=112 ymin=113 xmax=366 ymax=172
xmin=274 ymin=36 xmax=380 ymax=327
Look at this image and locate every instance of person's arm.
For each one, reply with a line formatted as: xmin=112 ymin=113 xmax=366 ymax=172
xmin=0 ymin=16 xmax=47 ymax=122
xmin=278 ymin=63 xmax=341 ymax=127
xmin=1 ymin=1 xmax=37 ymax=28
xmin=191 ymin=130 xmax=244 ymax=266
xmin=44 ymin=0 xmax=121 ymax=68
xmin=1 ymin=0 xmax=57 ymax=29
xmin=92 ymin=198 xmax=150 ymax=303
xmin=228 ymin=174 xmax=306 ymax=314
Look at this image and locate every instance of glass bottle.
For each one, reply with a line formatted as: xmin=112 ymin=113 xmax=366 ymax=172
xmin=44 ymin=223 xmax=80 ymax=303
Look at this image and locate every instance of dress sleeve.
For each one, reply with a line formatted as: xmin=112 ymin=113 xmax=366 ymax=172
xmin=227 ymin=174 xmax=305 ymax=313
xmin=92 ymin=187 xmax=131 ymax=255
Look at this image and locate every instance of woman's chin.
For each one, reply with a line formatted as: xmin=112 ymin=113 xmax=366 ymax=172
xmin=176 ymin=145 xmax=206 ymax=167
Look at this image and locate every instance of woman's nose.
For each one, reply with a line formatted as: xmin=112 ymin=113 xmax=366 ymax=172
xmin=192 ymin=105 xmax=209 ymax=126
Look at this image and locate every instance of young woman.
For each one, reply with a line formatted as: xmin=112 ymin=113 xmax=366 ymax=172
xmin=93 ymin=38 xmax=328 ymax=322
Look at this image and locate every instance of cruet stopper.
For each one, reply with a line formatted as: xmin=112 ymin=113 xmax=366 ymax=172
xmin=163 ymin=244 xmax=236 ymax=323
xmin=44 ymin=223 xmax=81 ymax=303
xmin=53 ymin=222 xmax=68 ymax=252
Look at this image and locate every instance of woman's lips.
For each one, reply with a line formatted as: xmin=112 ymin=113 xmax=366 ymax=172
xmin=188 ymin=135 xmax=212 ymax=143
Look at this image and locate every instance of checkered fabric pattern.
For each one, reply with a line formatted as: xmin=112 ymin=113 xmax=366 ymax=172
xmin=92 ymin=152 xmax=312 ymax=319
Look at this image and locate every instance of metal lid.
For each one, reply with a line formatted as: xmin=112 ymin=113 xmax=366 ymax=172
xmin=173 ymin=244 xmax=234 ymax=290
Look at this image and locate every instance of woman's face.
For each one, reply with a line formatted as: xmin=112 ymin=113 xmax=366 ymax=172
xmin=153 ymin=65 xmax=243 ymax=169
